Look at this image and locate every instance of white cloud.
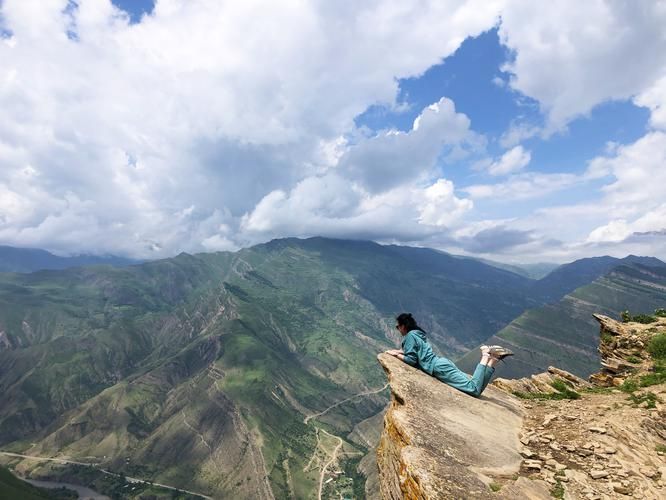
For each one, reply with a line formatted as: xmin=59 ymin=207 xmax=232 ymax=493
xmin=499 ymin=122 xmax=541 ymax=148
xmin=499 ymin=0 xmax=666 ymax=131
xmin=0 ymin=0 xmax=502 ymax=257
xmin=464 ymin=171 xmax=579 ymax=200
xmin=418 ymin=179 xmax=473 ymax=227
xmin=586 ymin=219 xmax=631 ymax=243
xmin=241 ymin=173 xmax=473 ymax=242
xmin=635 ymin=75 xmax=666 ymax=130
xmin=487 ymin=145 xmax=530 ymax=176
xmin=339 ymin=97 xmax=481 ymax=192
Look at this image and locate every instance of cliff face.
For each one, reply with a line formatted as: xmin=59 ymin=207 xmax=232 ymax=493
xmin=376 ymin=354 xmax=550 ymax=499
xmin=377 ymin=314 xmax=666 ymax=499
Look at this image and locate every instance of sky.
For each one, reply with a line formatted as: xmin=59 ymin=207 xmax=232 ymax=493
xmin=1 ymin=0 xmax=666 ymax=264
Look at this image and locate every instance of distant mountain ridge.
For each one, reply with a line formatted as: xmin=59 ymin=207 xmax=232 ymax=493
xmin=530 ymin=254 xmax=665 ymax=303
xmin=0 ymin=245 xmax=139 ymax=273
xmin=458 ymin=260 xmax=666 ymax=378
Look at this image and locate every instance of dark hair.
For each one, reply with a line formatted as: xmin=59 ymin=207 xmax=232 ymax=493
xmin=396 ymin=313 xmax=426 ymax=334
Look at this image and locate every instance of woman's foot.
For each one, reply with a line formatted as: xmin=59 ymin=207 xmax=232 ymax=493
xmin=485 ymin=345 xmax=514 ymax=360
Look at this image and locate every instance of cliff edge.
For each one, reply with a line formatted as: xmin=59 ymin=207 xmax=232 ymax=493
xmin=376 ymin=353 xmax=550 ymax=499
xmin=376 ymin=313 xmax=666 ymax=499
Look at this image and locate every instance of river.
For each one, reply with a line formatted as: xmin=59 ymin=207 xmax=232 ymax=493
xmin=12 ymin=472 xmax=110 ymax=500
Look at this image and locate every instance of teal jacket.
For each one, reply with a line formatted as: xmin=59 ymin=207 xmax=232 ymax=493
xmin=401 ymin=329 xmax=438 ymax=375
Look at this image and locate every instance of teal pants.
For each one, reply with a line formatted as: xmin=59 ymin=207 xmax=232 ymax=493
xmin=432 ymin=359 xmax=494 ymax=397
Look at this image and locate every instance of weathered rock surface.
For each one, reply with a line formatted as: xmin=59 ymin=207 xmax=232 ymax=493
xmin=376 ymin=353 xmax=550 ymax=499
xmin=589 ymin=314 xmax=666 ymax=387
xmin=376 ymin=314 xmax=666 ymax=499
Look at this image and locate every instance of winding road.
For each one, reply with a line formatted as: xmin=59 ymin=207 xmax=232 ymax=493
xmin=301 ymin=383 xmax=389 ymax=499
xmin=303 ymin=383 xmax=389 ymax=424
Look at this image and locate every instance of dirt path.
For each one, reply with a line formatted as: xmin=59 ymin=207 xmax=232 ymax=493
xmin=316 ymin=429 xmax=343 ymax=500
xmin=303 ymin=383 xmax=389 ymax=424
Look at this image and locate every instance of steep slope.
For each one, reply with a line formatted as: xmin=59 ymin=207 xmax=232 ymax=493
xmin=0 ymin=237 xmax=542 ymax=498
xmin=530 ymin=255 xmax=665 ymax=303
xmin=0 ymin=245 xmax=137 ymax=273
xmin=459 ymin=262 xmax=666 ymax=378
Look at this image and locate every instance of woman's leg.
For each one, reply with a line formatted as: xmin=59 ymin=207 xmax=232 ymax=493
xmin=432 ymin=358 xmax=489 ymax=397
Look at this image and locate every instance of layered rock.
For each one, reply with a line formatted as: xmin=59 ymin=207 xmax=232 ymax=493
xmin=589 ymin=314 xmax=666 ymax=387
xmin=376 ymin=354 xmax=550 ymax=499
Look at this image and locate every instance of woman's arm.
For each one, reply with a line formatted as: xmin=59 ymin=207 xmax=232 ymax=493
xmin=394 ymin=334 xmax=418 ymax=366
xmin=385 ymin=349 xmax=406 ymax=360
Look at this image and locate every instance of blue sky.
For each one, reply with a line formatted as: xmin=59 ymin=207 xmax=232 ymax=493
xmin=0 ymin=1 xmax=665 ymax=263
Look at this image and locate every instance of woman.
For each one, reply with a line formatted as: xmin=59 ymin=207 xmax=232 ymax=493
xmin=385 ymin=313 xmax=513 ymax=397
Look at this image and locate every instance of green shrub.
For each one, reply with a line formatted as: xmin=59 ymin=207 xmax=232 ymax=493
xmin=626 ymin=355 xmax=641 ymax=364
xmin=647 ymin=333 xmax=666 ymax=360
xmin=632 ymin=314 xmax=658 ymax=324
xmin=620 ymin=309 xmax=661 ymax=323
xmin=489 ymin=482 xmax=502 ymax=492
xmin=628 ymin=391 xmax=660 ymax=409
xmin=620 ymin=379 xmax=638 ymax=393
xmin=656 ymin=444 xmax=666 ymax=453
xmin=550 ymin=481 xmax=565 ymax=499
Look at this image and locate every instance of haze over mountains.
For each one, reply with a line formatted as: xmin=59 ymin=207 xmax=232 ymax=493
xmin=0 ymin=245 xmax=138 ymax=274
xmin=0 ymin=237 xmax=664 ymax=498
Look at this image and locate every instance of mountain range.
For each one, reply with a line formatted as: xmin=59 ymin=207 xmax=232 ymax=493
xmin=0 ymin=245 xmax=138 ymax=274
xmin=0 ymin=238 xmax=664 ymax=498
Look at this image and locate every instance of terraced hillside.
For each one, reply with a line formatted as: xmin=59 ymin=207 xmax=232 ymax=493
xmin=0 ymin=237 xmax=544 ymax=499
xmin=458 ymin=262 xmax=666 ymax=379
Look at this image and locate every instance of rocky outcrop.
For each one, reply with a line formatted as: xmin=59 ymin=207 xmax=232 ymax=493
xmin=376 ymin=354 xmax=551 ymax=499
xmin=376 ymin=314 xmax=666 ymax=499
xmin=493 ymin=365 xmax=590 ymax=396
xmin=589 ymin=314 xmax=666 ymax=387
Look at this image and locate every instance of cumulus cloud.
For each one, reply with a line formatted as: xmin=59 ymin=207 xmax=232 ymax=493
xmin=499 ymin=0 xmax=666 ymax=131
xmin=339 ymin=97 xmax=481 ymax=192
xmin=487 ymin=145 xmax=531 ymax=176
xmin=634 ymin=75 xmax=666 ymax=130
xmin=240 ymin=173 xmax=473 ymax=243
xmin=0 ymin=0 xmax=503 ymax=257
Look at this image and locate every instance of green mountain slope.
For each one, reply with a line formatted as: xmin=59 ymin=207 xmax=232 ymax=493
xmin=458 ymin=263 xmax=666 ymax=378
xmin=0 ymin=237 xmax=543 ymax=498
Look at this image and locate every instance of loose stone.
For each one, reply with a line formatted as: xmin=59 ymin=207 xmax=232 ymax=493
xmin=589 ymin=469 xmax=610 ymax=479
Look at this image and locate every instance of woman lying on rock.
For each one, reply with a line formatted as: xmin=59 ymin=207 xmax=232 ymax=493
xmin=385 ymin=312 xmax=513 ymax=397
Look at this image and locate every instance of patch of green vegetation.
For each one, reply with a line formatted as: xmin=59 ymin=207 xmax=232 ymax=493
xmin=628 ymin=391 xmax=660 ymax=409
xmin=600 ymin=331 xmax=614 ymax=344
xmin=489 ymin=482 xmax=502 ymax=492
xmin=582 ymin=386 xmax=614 ymax=394
xmin=647 ymin=333 xmax=666 ymax=360
xmin=513 ymin=378 xmax=581 ymax=400
xmin=638 ymin=362 xmax=666 ymax=387
xmin=626 ymin=355 xmax=641 ymax=364
xmin=654 ymin=308 xmax=666 ymax=318
xmin=621 ymin=309 xmax=661 ymax=324
xmin=550 ymin=481 xmax=565 ymax=499
xmin=620 ymin=379 xmax=639 ymax=393
xmin=656 ymin=444 xmax=666 ymax=453
xmin=0 ymin=466 xmax=76 ymax=500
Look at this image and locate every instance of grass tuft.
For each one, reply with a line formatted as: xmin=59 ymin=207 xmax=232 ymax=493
xmin=550 ymin=481 xmax=565 ymax=499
